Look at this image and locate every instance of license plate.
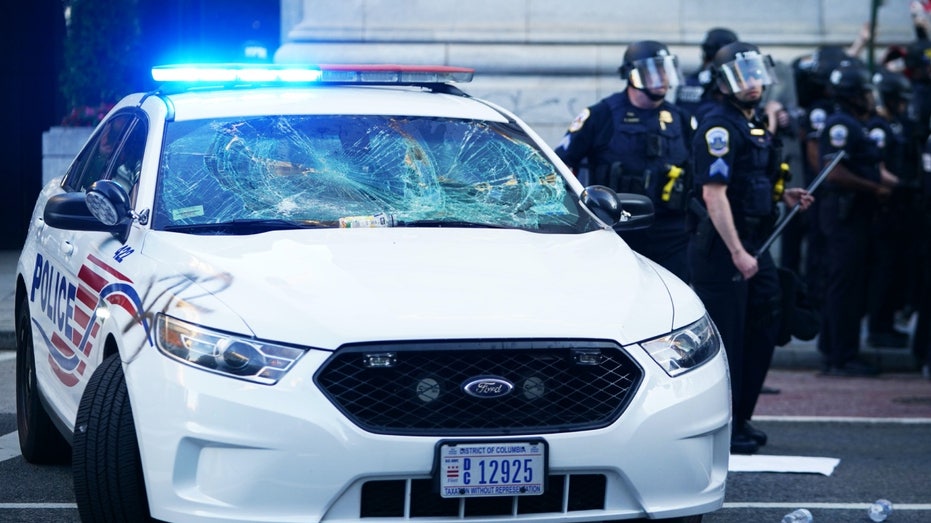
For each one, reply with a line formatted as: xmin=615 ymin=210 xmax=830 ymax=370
xmin=436 ymin=440 xmax=547 ymax=498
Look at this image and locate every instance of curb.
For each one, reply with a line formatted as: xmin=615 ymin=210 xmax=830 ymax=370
xmin=771 ymin=338 xmax=920 ymax=373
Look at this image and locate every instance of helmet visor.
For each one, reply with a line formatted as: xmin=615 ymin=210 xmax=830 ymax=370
xmin=719 ymin=53 xmax=777 ymax=94
xmin=628 ymin=56 xmax=683 ymax=90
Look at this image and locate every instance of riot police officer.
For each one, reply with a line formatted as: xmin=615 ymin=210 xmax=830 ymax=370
xmin=817 ymin=60 xmax=899 ymax=377
xmin=689 ymin=42 xmax=813 ymax=454
xmin=555 ymin=40 xmax=693 ymax=282
xmin=675 ymin=27 xmax=739 ymax=124
xmin=866 ymin=70 xmax=918 ymax=348
xmin=789 ymin=45 xmax=850 ymax=309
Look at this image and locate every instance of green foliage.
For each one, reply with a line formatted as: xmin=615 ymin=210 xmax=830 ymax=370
xmin=60 ymin=0 xmax=142 ymax=124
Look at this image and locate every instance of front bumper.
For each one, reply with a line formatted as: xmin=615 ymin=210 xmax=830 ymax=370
xmin=126 ymin=344 xmax=730 ymax=523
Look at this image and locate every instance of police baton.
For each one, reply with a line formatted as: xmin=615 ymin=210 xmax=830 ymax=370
xmin=754 ymin=150 xmax=846 ymax=258
xmin=732 ymin=150 xmax=846 ymax=281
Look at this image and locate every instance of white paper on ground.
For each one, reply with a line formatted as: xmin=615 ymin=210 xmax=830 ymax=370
xmin=728 ymin=454 xmax=841 ymax=476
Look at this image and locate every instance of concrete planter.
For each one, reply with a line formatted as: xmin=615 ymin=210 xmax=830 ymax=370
xmin=41 ymin=126 xmax=94 ymax=187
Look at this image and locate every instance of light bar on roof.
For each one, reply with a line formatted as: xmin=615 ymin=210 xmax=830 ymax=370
xmin=151 ymin=64 xmax=474 ymax=85
xmin=152 ymin=64 xmax=324 ymax=83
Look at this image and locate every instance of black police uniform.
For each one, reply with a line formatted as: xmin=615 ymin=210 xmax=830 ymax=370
xmin=556 ymin=91 xmax=692 ymax=281
xmin=817 ymin=109 xmax=885 ymax=370
xmin=864 ymin=112 xmax=913 ymax=345
xmin=689 ymin=100 xmax=782 ymax=435
xmin=796 ymin=98 xmax=834 ymax=307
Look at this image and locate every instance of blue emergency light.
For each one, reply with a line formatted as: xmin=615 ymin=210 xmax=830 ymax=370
xmin=151 ymin=64 xmax=474 ymax=85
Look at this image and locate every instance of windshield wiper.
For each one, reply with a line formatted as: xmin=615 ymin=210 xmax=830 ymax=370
xmin=395 ymin=219 xmax=506 ymax=229
xmin=163 ymin=219 xmax=328 ymax=235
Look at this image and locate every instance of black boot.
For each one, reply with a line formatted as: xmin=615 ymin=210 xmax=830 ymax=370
xmin=743 ymin=421 xmax=767 ymax=446
xmin=730 ymin=429 xmax=759 ymax=455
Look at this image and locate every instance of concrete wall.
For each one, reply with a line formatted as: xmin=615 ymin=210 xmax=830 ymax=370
xmin=41 ymin=127 xmax=92 ymax=187
xmin=276 ymin=0 xmax=920 ymax=146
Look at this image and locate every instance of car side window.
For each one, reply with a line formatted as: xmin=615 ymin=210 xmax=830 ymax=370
xmin=62 ymin=114 xmax=136 ymax=192
xmin=108 ymin=121 xmax=147 ymax=200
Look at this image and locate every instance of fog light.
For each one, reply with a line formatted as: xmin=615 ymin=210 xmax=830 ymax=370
xmin=522 ymin=377 xmax=545 ymax=400
xmin=416 ymin=378 xmax=441 ymax=403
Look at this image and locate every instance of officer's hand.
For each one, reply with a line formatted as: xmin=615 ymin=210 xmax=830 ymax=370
xmin=880 ymin=167 xmax=900 ymax=188
xmin=764 ymin=101 xmax=789 ymax=133
xmin=732 ymin=249 xmax=759 ymax=280
xmin=783 ymin=188 xmax=814 ymax=211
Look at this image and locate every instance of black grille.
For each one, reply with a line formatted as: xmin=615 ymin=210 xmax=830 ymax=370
xmin=315 ymin=340 xmax=643 ymax=435
xmin=361 ymin=475 xmax=606 ymax=518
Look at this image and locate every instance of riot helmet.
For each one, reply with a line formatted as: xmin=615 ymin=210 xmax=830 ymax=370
xmin=829 ymin=60 xmax=874 ymax=115
xmin=793 ymin=45 xmax=847 ymax=108
xmin=713 ymin=42 xmax=777 ymax=106
xmin=872 ymin=69 xmax=912 ymax=112
xmin=810 ymin=45 xmax=848 ymax=85
xmin=701 ymin=28 xmax=738 ymax=63
xmin=618 ymin=40 xmax=683 ymax=100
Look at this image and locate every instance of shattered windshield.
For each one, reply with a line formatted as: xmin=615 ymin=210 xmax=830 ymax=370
xmin=153 ymin=115 xmax=599 ymax=233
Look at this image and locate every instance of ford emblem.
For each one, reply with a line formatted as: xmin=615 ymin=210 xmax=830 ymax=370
xmin=462 ymin=376 xmax=514 ymax=398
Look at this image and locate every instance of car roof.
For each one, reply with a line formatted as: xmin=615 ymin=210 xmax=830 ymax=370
xmin=158 ymin=84 xmax=510 ymax=122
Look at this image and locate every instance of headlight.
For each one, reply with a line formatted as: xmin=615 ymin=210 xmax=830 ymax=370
xmin=639 ymin=314 xmax=721 ymax=377
xmin=155 ymin=314 xmax=307 ymax=385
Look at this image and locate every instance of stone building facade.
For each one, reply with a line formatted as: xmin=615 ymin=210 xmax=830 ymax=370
xmin=275 ymin=0 xmax=918 ymax=146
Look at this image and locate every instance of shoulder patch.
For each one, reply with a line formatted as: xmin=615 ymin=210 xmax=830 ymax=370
xmin=868 ymin=127 xmax=887 ymax=148
xmin=810 ymin=108 xmax=827 ymax=131
xmin=567 ymin=109 xmax=591 ymax=133
xmin=829 ymin=124 xmax=848 ymax=148
xmin=705 ymin=127 xmax=730 ymax=157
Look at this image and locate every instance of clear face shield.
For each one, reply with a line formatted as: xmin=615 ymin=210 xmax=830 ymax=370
xmin=627 ymin=55 xmax=684 ymax=90
xmin=718 ymin=52 xmax=778 ymax=94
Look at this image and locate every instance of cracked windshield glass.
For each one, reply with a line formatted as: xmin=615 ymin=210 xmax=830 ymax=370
xmin=154 ymin=115 xmax=599 ymax=233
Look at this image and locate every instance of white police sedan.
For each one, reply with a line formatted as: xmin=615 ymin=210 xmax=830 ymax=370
xmin=15 ymin=64 xmax=729 ymax=523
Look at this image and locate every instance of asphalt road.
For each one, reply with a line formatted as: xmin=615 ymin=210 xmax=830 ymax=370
xmin=2 ymin=351 xmax=931 ymax=523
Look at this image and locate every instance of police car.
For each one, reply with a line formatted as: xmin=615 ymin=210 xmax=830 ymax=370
xmin=15 ymin=64 xmax=729 ymax=523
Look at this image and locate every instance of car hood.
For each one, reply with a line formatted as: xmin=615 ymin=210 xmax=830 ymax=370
xmin=141 ymin=228 xmax=701 ymax=349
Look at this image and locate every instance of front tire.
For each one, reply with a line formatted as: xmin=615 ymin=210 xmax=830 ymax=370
xmin=72 ymin=353 xmax=153 ymax=522
xmin=15 ymin=295 xmax=70 ymax=464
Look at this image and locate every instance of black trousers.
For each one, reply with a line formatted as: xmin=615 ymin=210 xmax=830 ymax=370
xmin=817 ymin=193 xmax=872 ymax=367
xmin=688 ymin=232 xmax=780 ymax=427
xmin=867 ymin=200 xmax=911 ymax=335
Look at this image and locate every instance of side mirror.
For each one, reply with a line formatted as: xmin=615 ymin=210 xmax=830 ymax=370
xmin=85 ymin=179 xmax=133 ymax=226
xmin=42 ymin=180 xmax=133 ymax=242
xmin=613 ymin=193 xmax=654 ymax=231
xmin=581 ymin=186 xmax=655 ymax=231
xmin=580 ymin=185 xmax=622 ymax=225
